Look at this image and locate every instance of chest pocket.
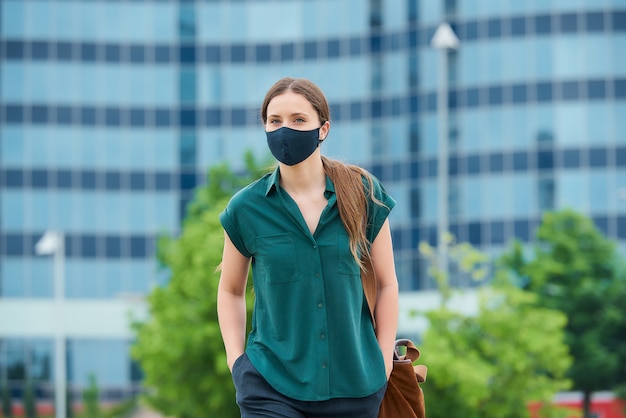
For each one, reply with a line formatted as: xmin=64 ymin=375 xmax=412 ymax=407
xmin=337 ymin=232 xmax=360 ymax=276
xmin=255 ymin=233 xmax=299 ymax=284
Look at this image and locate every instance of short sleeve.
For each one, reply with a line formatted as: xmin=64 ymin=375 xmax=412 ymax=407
xmin=219 ymin=203 xmax=253 ymax=258
xmin=365 ymin=174 xmax=396 ymax=243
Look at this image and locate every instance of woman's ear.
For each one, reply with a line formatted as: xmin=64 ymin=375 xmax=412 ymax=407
xmin=319 ymin=120 xmax=330 ymax=141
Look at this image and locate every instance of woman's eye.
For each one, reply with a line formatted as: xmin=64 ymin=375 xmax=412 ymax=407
xmin=269 ymin=119 xmax=281 ymax=124
xmin=294 ymin=118 xmax=305 ymax=123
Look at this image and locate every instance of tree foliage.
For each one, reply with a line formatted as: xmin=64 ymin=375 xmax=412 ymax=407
xmin=502 ymin=210 xmax=626 ymax=417
xmin=418 ymin=240 xmax=573 ymax=418
xmin=131 ymin=152 xmax=272 ymax=418
xmin=82 ymin=374 xmax=101 ymax=418
xmin=2 ymin=382 xmax=12 ymax=417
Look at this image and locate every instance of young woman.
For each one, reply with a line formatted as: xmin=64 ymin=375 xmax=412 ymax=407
xmin=217 ymin=77 xmax=399 ymax=417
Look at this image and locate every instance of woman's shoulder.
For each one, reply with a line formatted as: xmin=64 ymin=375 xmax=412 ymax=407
xmin=227 ymin=172 xmax=273 ymax=208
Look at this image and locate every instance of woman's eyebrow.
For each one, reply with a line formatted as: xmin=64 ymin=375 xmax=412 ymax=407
xmin=267 ymin=112 xmax=310 ymax=118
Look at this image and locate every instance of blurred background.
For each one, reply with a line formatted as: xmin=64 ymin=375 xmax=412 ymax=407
xmin=1 ymin=0 xmax=625 ymax=416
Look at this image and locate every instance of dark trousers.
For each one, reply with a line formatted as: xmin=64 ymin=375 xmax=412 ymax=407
xmin=232 ymin=353 xmax=386 ymax=418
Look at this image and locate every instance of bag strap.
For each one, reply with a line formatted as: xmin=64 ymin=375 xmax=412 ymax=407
xmin=394 ymin=339 xmax=428 ymax=383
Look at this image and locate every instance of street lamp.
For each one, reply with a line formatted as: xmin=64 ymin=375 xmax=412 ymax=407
xmin=431 ymin=22 xmax=459 ymax=280
xmin=35 ymin=231 xmax=66 ymax=418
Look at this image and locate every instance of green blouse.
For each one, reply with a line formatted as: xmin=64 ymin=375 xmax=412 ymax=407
xmin=219 ymin=166 xmax=395 ymax=401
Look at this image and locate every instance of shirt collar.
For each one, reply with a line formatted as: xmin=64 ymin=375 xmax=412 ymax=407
xmin=264 ymin=166 xmax=336 ymax=198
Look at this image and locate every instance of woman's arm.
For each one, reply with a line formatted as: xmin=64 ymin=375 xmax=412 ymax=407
xmin=370 ymin=219 xmax=399 ymax=379
xmin=217 ymin=230 xmax=251 ymax=372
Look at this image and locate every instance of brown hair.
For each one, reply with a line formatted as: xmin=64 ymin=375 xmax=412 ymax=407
xmin=261 ymin=77 xmax=382 ymax=269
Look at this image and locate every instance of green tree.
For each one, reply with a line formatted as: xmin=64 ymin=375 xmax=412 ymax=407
xmin=22 ymin=381 xmax=36 ymax=418
xmin=418 ymin=239 xmax=573 ymax=418
xmin=1 ymin=382 xmax=12 ymax=417
xmin=502 ymin=209 xmax=626 ymax=418
xmin=131 ymin=152 xmax=272 ymax=418
xmin=82 ymin=374 xmax=101 ymax=418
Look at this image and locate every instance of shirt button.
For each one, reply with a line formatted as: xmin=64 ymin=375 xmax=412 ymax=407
xmin=321 ymin=363 xmax=327 ymax=368
xmin=320 ymin=333 xmax=326 ymax=340
xmin=315 ymin=273 xmax=320 ymax=278
xmin=318 ymin=303 xmax=323 ymax=308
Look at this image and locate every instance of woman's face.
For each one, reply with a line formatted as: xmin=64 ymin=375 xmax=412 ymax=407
xmin=265 ymin=91 xmax=328 ymax=138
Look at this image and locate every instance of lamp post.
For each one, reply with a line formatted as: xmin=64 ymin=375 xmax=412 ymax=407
xmin=35 ymin=231 xmax=66 ymax=418
xmin=431 ymin=23 xmax=459 ymax=280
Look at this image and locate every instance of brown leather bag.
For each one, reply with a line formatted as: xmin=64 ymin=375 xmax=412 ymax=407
xmin=361 ymin=259 xmax=428 ymax=418
xmin=378 ymin=339 xmax=427 ymax=418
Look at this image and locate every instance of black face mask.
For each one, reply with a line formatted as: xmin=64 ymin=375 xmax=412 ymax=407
xmin=266 ymin=126 xmax=321 ymax=166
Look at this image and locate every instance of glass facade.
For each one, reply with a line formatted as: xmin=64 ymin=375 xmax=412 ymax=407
xmin=1 ymin=0 xmax=625 ymax=401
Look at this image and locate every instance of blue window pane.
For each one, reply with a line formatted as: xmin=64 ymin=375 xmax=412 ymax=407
xmin=81 ymin=43 xmax=97 ymax=61
xmin=256 ymin=44 xmax=271 ymax=62
xmin=6 ymin=41 xmax=24 ymax=59
xmin=281 ymin=43 xmax=295 ymax=60
xmin=586 ymin=12 xmax=604 ymax=32
xmin=561 ymin=81 xmax=580 ymax=100
xmin=562 ymin=149 xmax=580 ymax=168
xmin=466 ymin=155 xmax=480 ymax=174
xmin=559 ymin=13 xmax=578 ymax=33
xmin=31 ymin=106 xmax=49 ymax=124
xmin=589 ymin=148 xmax=607 ymax=167
xmin=82 ymin=235 xmax=97 ymax=258
xmin=304 ymin=41 xmax=318 ymax=59
xmin=57 ymin=106 xmax=73 ymax=124
xmin=490 ymin=154 xmax=504 ymax=172
xmin=130 ymin=173 xmax=145 ymax=190
xmin=106 ymin=237 xmax=121 ymax=258
xmin=81 ymin=171 xmax=96 ymax=189
xmin=327 ymin=39 xmax=340 ymax=58
xmin=616 ymin=80 xmax=626 ymax=99
xmin=349 ymin=37 xmax=362 ymax=55
xmin=511 ymin=16 xmax=526 ymax=36
xmin=617 ymin=148 xmax=626 ymax=166
xmin=105 ymin=44 xmax=120 ymax=61
xmin=57 ymin=170 xmax=72 ymax=188
xmin=106 ymin=108 xmax=121 ymax=126
xmin=180 ymin=109 xmax=196 ymax=127
xmin=538 ymin=151 xmax=554 ymax=170
xmin=230 ymin=45 xmax=246 ymax=63
xmin=155 ymin=109 xmax=171 ymax=127
xmin=6 ymin=105 xmax=24 ymax=123
xmin=514 ymin=219 xmax=530 ymax=242
xmin=155 ymin=46 xmax=171 ymax=63
xmin=535 ymin=15 xmax=552 ymax=34
xmin=205 ymin=45 xmax=220 ymax=63
xmin=465 ymin=88 xmax=479 ymax=107
xmin=618 ymin=216 xmax=626 ymax=239
xmin=512 ymin=84 xmax=527 ymax=103
xmin=106 ymin=173 xmax=121 ymax=190
xmin=5 ymin=169 xmax=24 ymax=187
xmin=31 ymin=170 xmax=49 ymax=188
xmin=588 ymin=80 xmax=606 ymax=99
xmin=31 ymin=41 xmax=49 ymax=59
xmin=468 ymin=222 xmax=482 ymax=245
xmin=131 ymin=46 xmax=145 ymax=63
xmin=487 ymin=18 xmax=501 ymax=37
xmin=130 ymin=109 xmax=145 ymax=127
xmin=489 ymin=86 xmax=503 ymax=104
xmin=536 ymin=82 xmax=553 ymax=102
xmin=179 ymin=46 xmax=195 ymax=64
xmin=490 ymin=221 xmax=505 ymax=245
xmin=612 ymin=11 xmax=626 ymax=31
xmin=130 ymin=236 xmax=146 ymax=258
xmin=513 ymin=152 xmax=528 ymax=171
xmin=56 ymin=41 xmax=73 ymax=60
xmin=464 ymin=21 xmax=478 ymax=40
